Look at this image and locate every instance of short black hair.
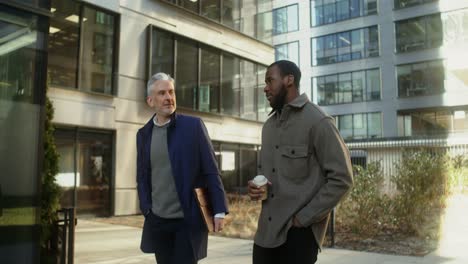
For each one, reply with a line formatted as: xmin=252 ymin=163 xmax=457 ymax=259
xmin=268 ymin=60 xmax=301 ymax=89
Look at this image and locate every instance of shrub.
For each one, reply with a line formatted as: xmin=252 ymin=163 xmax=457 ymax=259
xmin=337 ymin=162 xmax=388 ymax=236
xmin=40 ymin=96 xmax=61 ymax=263
xmin=391 ymin=149 xmax=447 ymax=235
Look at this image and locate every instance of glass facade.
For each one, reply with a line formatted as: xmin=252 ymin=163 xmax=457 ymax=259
xmin=273 ymin=4 xmax=299 ymax=35
xmin=214 ymin=142 xmax=259 ymax=194
xmin=256 ymin=11 xmax=273 ymax=44
xmin=0 ymin=3 xmax=49 ymax=263
xmin=55 ymin=127 xmax=113 ymax=217
xmin=397 ymin=60 xmax=444 ymax=97
xmin=200 ymin=46 xmax=220 ymax=113
xmin=398 ymin=108 xmax=468 ymax=136
xmin=48 ymin=0 xmax=118 ymax=95
xmin=334 ymin=112 xmax=382 ymax=139
xmin=312 ymin=26 xmax=379 ymax=66
xmin=396 ymin=14 xmax=442 ymax=53
xmin=162 ymin=0 xmax=273 ymax=43
xmin=149 ymin=26 xmax=270 ymax=122
xmin=394 ymin=0 xmax=438 ymax=9
xmin=257 ymin=66 xmax=271 ymax=122
xmin=314 ymin=68 xmax=380 ymax=105
xmin=311 ymin=0 xmax=378 ymax=27
xmin=275 ymin=41 xmax=299 ymax=66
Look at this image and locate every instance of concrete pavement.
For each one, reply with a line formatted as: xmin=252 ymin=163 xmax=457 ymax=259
xmin=74 ymin=219 xmax=467 ymax=264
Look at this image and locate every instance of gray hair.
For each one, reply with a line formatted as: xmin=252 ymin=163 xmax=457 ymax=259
xmin=147 ymin=72 xmax=175 ymax=97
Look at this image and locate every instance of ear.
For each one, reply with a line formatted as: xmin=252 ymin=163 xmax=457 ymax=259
xmin=286 ymin=75 xmax=294 ymax=87
xmin=146 ymin=96 xmax=153 ymax=107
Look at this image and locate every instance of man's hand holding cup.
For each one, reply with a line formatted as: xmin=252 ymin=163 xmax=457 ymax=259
xmin=248 ymin=175 xmax=270 ymax=201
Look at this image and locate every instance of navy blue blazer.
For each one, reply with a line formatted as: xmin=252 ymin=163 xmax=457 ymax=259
xmin=136 ymin=113 xmax=228 ymax=260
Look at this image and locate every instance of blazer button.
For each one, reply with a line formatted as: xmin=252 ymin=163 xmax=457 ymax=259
xmin=275 ymin=145 xmax=279 ymax=149
xmin=291 ymin=149 xmax=295 ymax=154
xmin=268 ymin=217 xmax=272 ymax=221
xmin=258 ymin=164 xmax=262 ymax=169
xmin=271 ymin=194 xmax=274 ymax=198
xmin=272 ymin=168 xmax=276 ymax=173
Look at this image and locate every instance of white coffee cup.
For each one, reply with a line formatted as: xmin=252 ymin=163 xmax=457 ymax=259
xmin=253 ymin=175 xmax=268 ymax=200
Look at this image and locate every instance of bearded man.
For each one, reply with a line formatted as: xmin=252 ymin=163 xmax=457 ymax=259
xmin=247 ymin=60 xmax=353 ymax=264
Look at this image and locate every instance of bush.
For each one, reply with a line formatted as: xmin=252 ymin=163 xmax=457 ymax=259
xmin=337 ymin=162 xmax=389 ymax=236
xmin=391 ymin=150 xmax=447 ymax=235
xmin=447 ymin=154 xmax=468 ymax=194
xmin=40 ymin=96 xmax=61 ymax=263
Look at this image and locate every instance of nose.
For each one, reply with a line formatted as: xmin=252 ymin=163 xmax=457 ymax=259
xmin=164 ymin=93 xmax=173 ymax=100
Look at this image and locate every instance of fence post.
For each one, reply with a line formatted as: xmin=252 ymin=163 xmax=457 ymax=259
xmin=0 ymin=184 xmax=3 ymax=217
xmin=329 ymin=208 xmax=335 ymax=247
xmin=67 ymin=208 xmax=76 ymax=264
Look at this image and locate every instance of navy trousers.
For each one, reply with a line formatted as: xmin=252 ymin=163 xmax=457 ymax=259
xmin=253 ymin=227 xmax=319 ymax=264
xmin=144 ymin=212 xmax=196 ymax=264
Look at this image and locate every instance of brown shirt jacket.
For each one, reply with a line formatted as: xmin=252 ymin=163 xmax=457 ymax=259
xmin=254 ymin=93 xmax=353 ymax=249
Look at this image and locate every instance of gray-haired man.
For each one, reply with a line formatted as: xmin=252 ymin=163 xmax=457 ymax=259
xmin=136 ymin=73 xmax=229 ymax=264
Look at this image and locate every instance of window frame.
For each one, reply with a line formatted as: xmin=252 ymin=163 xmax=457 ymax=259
xmin=146 ymin=24 xmax=268 ymax=122
xmin=311 ymin=25 xmax=379 ymax=66
xmin=48 ymin=0 xmax=120 ymax=96
xmin=396 ymin=59 xmax=445 ymax=98
xmin=312 ymin=68 xmax=381 ymax=106
xmin=272 ymin=3 xmax=299 ymax=36
xmin=395 ymin=13 xmax=443 ymax=53
xmin=310 ymin=0 xmax=378 ymax=28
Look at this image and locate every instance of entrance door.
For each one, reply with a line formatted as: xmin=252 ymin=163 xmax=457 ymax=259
xmin=55 ymin=127 xmax=114 ymax=217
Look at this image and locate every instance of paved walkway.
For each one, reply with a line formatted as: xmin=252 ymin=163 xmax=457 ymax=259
xmin=74 ymin=218 xmax=467 ymax=264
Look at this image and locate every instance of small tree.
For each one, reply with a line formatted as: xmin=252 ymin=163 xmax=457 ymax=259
xmin=40 ymin=95 xmax=61 ymax=262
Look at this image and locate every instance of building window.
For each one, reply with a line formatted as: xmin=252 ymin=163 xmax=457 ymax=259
xmin=335 ymin=112 xmax=382 ymax=140
xmin=312 ymin=26 xmax=379 ymax=66
xmin=151 ymin=29 xmax=174 ymax=76
xmin=202 ymin=0 xmax=220 ymax=21
xmin=176 ymin=37 xmax=198 ymax=110
xmin=222 ymin=0 xmax=241 ymax=30
xmin=396 ymin=14 xmax=442 ymax=53
xmin=273 ymin=4 xmax=299 ymax=35
xmin=221 ymin=54 xmax=241 ymax=116
xmin=397 ymin=60 xmax=444 ymax=97
xmin=275 ymin=41 xmax=299 ymax=66
xmin=48 ymin=0 xmax=118 ymax=95
xmin=256 ymin=10 xmax=273 ymax=44
xmin=148 ymin=26 xmax=268 ymax=122
xmin=240 ymin=60 xmax=257 ymax=120
xmin=394 ymin=0 xmax=438 ymax=9
xmin=398 ymin=108 xmax=468 ymax=136
xmin=213 ymin=142 xmax=259 ymax=194
xmin=200 ymin=46 xmax=220 ymax=113
xmin=162 ymin=0 xmax=271 ymax=43
xmin=314 ymin=68 xmax=380 ymax=105
xmin=55 ymin=127 xmax=114 ymax=217
xmin=311 ymin=0 xmax=377 ymax=27
xmin=257 ymin=65 xmax=271 ymax=122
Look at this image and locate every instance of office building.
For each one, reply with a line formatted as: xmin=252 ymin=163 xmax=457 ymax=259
xmin=273 ymin=0 xmax=468 ymax=140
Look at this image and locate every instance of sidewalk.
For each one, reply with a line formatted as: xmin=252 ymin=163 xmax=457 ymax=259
xmin=74 ymin=219 xmax=466 ymax=264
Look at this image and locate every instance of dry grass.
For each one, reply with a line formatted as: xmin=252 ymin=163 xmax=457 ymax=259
xmin=217 ymin=194 xmax=261 ymax=239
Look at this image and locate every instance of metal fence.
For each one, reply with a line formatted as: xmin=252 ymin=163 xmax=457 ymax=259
xmin=324 ymin=135 xmax=468 ymax=247
xmin=346 ymin=135 xmax=468 ymax=193
xmin=51 ymin=208 xmax=77 ymax=264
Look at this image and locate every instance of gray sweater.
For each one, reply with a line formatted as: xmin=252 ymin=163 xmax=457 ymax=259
xmin=150 ymin=122 xmax=184 ymax=218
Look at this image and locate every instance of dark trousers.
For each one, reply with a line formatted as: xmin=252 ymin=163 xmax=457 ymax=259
xmin=145 ymin=213 xmax=197 ymax=264
xmin=253 ymin=227 xmax=319 ymax=264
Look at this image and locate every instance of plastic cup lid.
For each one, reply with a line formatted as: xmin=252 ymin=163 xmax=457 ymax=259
xmin=253 ymin=175 xmax=268 ymax=186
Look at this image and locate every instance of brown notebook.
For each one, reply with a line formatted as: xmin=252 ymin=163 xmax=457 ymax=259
xmin=194 ymin=188 xmax=214 ymax=232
